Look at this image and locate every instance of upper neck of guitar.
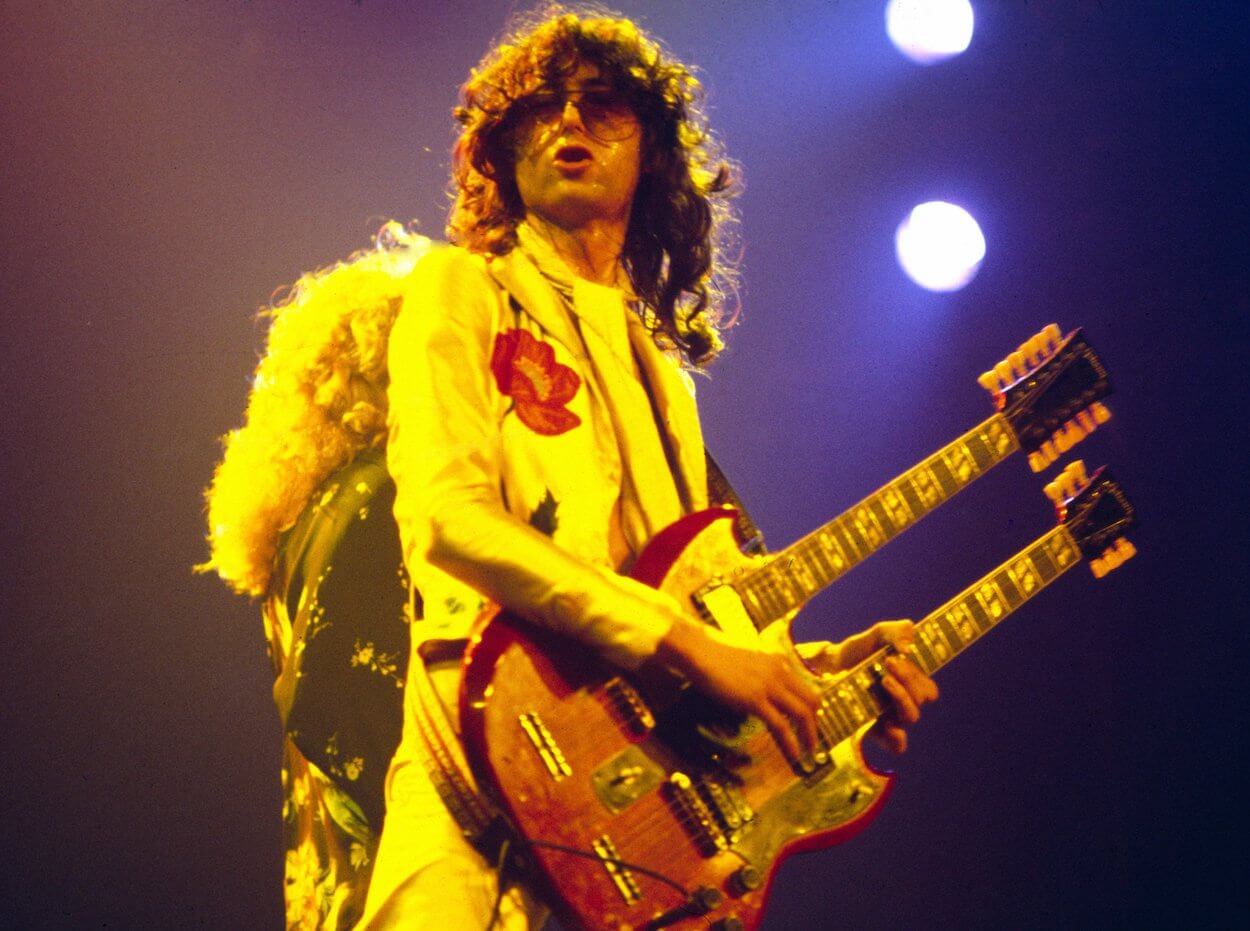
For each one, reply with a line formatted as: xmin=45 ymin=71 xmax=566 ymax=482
xmin=737 ymin=412 xmax=1020 ymax=630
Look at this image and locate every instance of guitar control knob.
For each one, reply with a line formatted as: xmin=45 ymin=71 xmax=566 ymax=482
xmin=691 ymin=886 xmax=724 ymax=914
xmin=730 ymin=865 xmax=762 ymax=896
xmin=711 ymin=918 xmax=744 ymax=931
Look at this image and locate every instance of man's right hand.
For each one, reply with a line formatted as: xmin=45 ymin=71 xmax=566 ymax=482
xmin=652 ymin=616 xmax=823 ymax=763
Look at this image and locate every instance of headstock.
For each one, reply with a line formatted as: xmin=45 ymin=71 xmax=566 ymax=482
xmin=1044 ymin=460 xmax=1137 ymax=577
xmin=978 ymin=324 xmax=1113 ymax=472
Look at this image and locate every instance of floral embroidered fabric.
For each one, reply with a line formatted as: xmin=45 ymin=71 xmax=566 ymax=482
xmin=490 ymin=328 xmax=582 ymax=435
xmin=266 ymin=451 xmax=413 ymax=929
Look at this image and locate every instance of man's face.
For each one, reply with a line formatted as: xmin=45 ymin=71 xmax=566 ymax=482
xmin=511 ymin=62 xmax=643 ymax=232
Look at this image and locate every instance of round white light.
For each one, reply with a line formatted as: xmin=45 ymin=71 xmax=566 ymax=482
xmin=885 ymin=0 xmax=975 ymax=65
xmin=894 ymin=201 xmax=986 ymax=292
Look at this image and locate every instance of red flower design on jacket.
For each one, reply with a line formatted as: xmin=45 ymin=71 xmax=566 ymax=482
xmin=490 ymin=329 xmax=582 ymax=436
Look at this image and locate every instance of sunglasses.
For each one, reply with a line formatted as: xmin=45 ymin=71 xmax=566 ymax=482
xmin=509 ymin=88 xmax=639 ymax=141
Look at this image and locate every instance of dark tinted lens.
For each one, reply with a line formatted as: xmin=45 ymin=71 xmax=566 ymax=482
xmin=510 ymin=89 xmax=637 ymax=140
xmin=513 ymin=91 xmax=563 ymax=127
xmin=578 ymin=90 xmax=636 ymax=139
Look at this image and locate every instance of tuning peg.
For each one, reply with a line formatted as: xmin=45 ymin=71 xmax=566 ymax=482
xmin=1043 ymin=477 xmax=1064 ymax=505
xmin=1070 ymin=460 xmax=1089 ymax=488
xmin=1090 ymin=401 xmax=1111 ymax=424
xmin=1008 ymin=350 xmax=1027 ymax=379
xmin=977 ymin=370 xmax=1001 ymax=394
xmin=1090 ymin=536 xmax=1137 ymax=578
xmin=994 ymin=360 xmax=1014 ymax=386
xmin=1055 ymin=460 xmax=1088 ymax=500
xmin=1042 ymin=324 xmax=1063 ymax=352
xmin=1023 ymin=333 xmax=1046 ymax=366
xmin=1027 ymin=438 xmax=1060 ymax=473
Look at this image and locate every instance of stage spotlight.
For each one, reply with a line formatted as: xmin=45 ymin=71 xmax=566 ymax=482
xmin=895 ymin=201 xmax=986 ymax=292
xmin=886 ymin=0 xmax=975 ymax=64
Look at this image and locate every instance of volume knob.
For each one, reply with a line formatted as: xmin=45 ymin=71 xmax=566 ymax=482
xmin=730 ymin=865 xmax=762 ymax=896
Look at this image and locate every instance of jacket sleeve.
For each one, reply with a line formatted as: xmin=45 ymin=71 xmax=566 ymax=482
xmin=386 ymin=247 xmax=683 ymax=670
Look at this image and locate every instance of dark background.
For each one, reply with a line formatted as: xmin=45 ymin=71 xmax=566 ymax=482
xmin=2 ymin=1 xmax=1246 ymax=928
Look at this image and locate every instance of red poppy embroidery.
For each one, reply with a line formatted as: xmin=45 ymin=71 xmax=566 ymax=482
xmin=490 ymin=329 xmax=582 ymax=436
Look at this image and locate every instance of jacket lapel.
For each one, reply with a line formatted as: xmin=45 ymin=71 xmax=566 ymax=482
xmin=628 ymin=315 xmax=708 ymax=511
xmin=485 ymin=248 xmax=587 ymax=367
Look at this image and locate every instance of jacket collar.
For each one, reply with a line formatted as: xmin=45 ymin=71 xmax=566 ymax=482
xmin=487 ymin=224 xmax=708 ymax=511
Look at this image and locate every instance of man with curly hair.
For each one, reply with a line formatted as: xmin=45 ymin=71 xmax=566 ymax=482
xmin=352 ymin=9 xmax=939 ymax=930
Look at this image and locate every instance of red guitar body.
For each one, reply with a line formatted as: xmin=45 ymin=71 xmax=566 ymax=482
xmin=461 ymin=509 xmax=893 ymax=931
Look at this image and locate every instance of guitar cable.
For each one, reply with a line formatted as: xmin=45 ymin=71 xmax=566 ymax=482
xmin=482 ymin=835 xmax=698 ymax=930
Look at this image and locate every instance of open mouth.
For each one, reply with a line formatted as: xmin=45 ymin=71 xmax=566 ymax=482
xmin=554 ymin=144 xmax=592 ymax=165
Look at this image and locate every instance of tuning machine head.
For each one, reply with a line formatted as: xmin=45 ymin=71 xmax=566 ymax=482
xmin=979 ymin=323 xmax=1114 ymax=472
xmin=1027 ymin=401 xmax=1112 ymax=472
xmin=978 ymin=323 xmax=1066 ymax=397
xmin=1045 ymin=460 xmax=1138 ymax=578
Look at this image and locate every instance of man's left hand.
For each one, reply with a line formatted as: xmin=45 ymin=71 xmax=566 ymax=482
xmin=800 ymin=620 xmax=939 ymax=754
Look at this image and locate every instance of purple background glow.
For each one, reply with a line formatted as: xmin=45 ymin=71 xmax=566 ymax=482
xmin=1 ymin=2 xmax=1246 ymax=927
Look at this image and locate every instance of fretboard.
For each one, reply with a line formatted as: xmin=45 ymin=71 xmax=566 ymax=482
xmin=812 ymin=525 xmax=1082 ymax=748
xmin=734 ymin=413 xmax=1020 ymax=629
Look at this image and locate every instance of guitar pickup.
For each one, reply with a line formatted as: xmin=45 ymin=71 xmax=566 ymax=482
xmin=604 ymin=677 xmax=656 ymax=734
xmin=518 ymin=712 xmax=571 ymax=781
xmin=665 ymin=771 xmax=729 ymax=856
xmin=591 ymin=833 xmax=642 ymax=905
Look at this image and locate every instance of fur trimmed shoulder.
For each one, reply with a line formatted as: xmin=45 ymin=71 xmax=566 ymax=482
xmin=202 ymin=223 xmax=437 ymax=598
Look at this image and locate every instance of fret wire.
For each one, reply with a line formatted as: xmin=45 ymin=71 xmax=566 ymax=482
xmin=820 ymin=529 xmax=849 ymax=575
xmin=852 ymin=503 xmax=888 ymax=552
xmin=741 ymin=575 xmax=774 ymax=623
xmin=879 ymin=481 xmax=915 ymax=532
xmin=758 ymin=572 xmax=786 ymax=619
xmin=915 ymin=527 xmax=1077 ymax=676
xmin=853 ymin=671 xmax=882 ymax=721
xmin=948 ymin=602 xmax=980 ymax=642
xmin=940 ymin=441 xmax=978 ymax=488
xmin=815 ymin=698 xmax=839 ymax=746
xmin=971 ymin=592 xmax=1000 ymax=637
xmin=803 ymin=535 xmax=838 ymax=585
xmin=767 ymin=565 xmax=797 ymax=615
xmin=774 ymin=561 xmax=802 ymax=608
xmin=992 ymin=567 xmax=1027 ymax=611
xmin=829 ymin=686 xmax=858 ymax=737
xmin=833 ymin=517 xmax=867 ymax=565
xmin=910 ymin=635 xmax=939 ymax=675
xmin=926 ymin=456 xmax=960 ymax=497
xmin=789 ymin=548 xmax=817 ymax=599
xmin=965 ymin=431 xmax=995 ymax=471
xmin=738 ymin=582 xmax=766 ymax=628
xmin=866 ymin=497 xmax=898 ymax=543
xmin=972 ymin=579 xmax=1009 ymax=629
xmin=734 ymin=414 xmax=1022 ymax=633
xmin=934 ymin=611 xmax=967 ymax=659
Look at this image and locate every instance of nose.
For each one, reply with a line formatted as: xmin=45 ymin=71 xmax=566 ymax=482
xmin=559 ymin=97 xmax=587 ymax=133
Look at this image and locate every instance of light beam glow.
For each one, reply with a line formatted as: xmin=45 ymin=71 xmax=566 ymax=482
xmin=894 ymin=201 xmax=986 ymax=292
xmin=886 ymin=0 xmax=975 ymax=65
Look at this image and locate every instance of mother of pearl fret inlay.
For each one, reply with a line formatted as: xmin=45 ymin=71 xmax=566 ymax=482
xmin=728 ymin=414 xmax=1022 ymax=630
xmin=811 ymin=526 xmax=1085 ymax=749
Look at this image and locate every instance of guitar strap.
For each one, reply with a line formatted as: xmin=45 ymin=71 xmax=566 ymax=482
xmin=705 ymin=450 xmax=767 ymax=555
xmin=406 ymin=634 xmax=509 ymax=857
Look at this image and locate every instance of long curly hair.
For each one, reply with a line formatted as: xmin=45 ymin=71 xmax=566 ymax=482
xmin=201 ymin=225 xmax=430 ymax=596
xmin=204 ymin=7 xmax=740 ymax=597
xmin=449 ymin=5 xmax=740 ymax=364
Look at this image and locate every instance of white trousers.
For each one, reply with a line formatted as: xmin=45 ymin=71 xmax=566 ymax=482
xmin=355 ymin=755 xmax=545 ymax=930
